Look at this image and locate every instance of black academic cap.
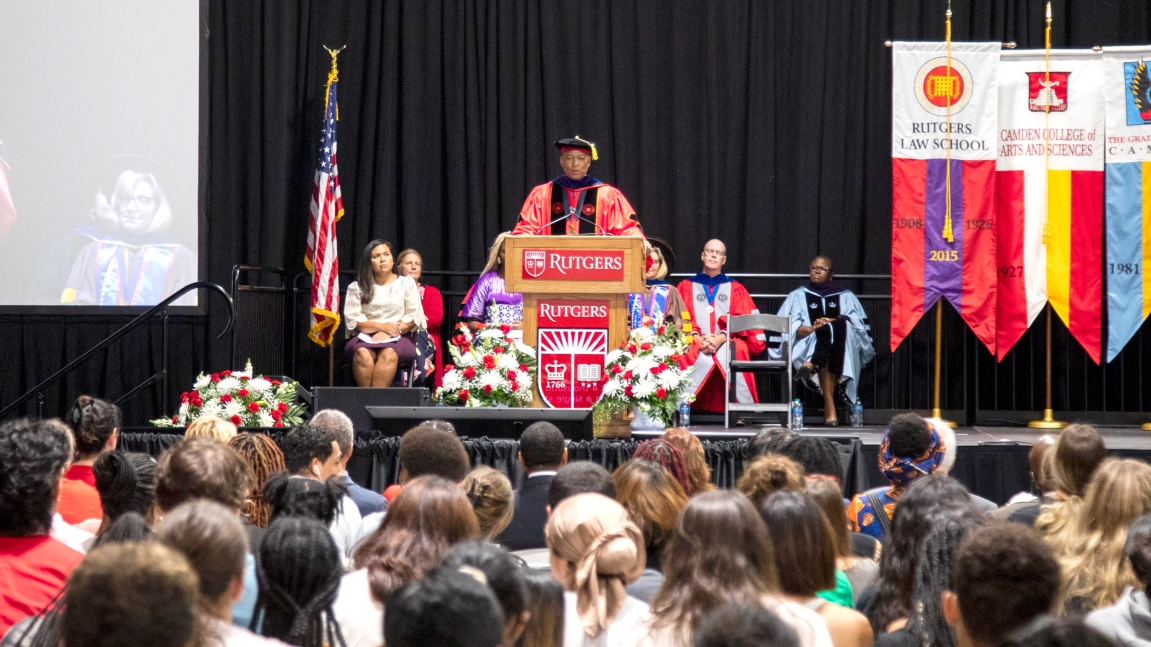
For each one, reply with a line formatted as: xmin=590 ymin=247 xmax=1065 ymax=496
xmin=648 ymin=237 xmax=676 ymax=276
xmin=553 ymin=136 xmax=598 ymax=161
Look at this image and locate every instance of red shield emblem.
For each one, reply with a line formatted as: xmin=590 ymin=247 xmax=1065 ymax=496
xmin=1027 ymin=72 xmax=1070 ymax=113
xmin=524 ymin=250 xmax=547 ymax=278
xmin=538 ymin=329 xmax=607 ymax=408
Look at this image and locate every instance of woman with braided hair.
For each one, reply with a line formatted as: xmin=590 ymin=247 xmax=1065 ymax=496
xmin=228 ymin=432 xmax=286 ymax=528
xmin=872 ymin=504 xmax=984 ymax=647
xmin=87 ymin=450 xmax=157 ymax=549
xmin=252 ymin=517 xmax=347 ymax=647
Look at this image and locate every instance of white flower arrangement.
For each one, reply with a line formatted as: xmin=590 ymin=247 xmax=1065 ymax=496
xmin=435 ymin=323 xmax=537 ymax=407
xmin=151 ymin=361 xmax=305 ymax=428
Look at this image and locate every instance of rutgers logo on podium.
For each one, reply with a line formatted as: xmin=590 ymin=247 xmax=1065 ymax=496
xmin=524 ymin=251 xmax=547 ymax=278
xmin=538 ymin=329 xmax=607 ymax=408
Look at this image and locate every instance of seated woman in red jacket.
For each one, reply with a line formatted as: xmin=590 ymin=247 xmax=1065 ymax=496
xmin=396 ymin=248 xmax=444 ymax=387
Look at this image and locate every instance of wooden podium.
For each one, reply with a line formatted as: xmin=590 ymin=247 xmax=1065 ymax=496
xmin=502 ymin=236 xmax=646 ymax=408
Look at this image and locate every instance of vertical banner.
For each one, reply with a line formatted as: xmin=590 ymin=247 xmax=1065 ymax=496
xmin=891 ymin=42 xmax=999 ymax=353
xmin=1103 ymin=46 xmax=1151 ymax=362
xmin=996 ymin=50 xmax=1105 ymax=363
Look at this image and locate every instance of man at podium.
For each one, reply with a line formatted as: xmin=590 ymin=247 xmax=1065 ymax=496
xmin=511 ymin=136 xmax=644 ymax=238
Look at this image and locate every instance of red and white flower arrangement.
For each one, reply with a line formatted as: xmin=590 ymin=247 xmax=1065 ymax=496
xmin=436 ymin=322 xmax=537 ymax=407
xmin=151 ymin=361 xmax=306 ymax=428
xmin=597 ymin=322 xmax=693 ymax=426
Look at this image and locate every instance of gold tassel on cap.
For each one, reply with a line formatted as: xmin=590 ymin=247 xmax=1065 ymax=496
xmin=574 ymin=135 xmax=598 ymax=161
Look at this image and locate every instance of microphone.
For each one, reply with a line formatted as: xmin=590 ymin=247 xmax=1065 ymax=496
xmin=534 ymin=213 xmax=607 ymax=235
xmin=534 ymin=213 xmax=569 ymax=235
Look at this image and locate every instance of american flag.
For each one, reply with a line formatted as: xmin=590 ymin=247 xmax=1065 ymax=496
xmin=305 ymin=65 xmax=344 ymax=346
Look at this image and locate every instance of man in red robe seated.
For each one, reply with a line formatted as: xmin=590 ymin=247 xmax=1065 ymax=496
xmin=512 ymin=136 xmax=644 ymax=238
xmin=677 ymin=239 xmax=766 ymax=414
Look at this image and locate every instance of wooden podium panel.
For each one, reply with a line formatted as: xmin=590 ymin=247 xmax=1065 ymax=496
xmin=503 ymin=236 xmax=645 ymax=408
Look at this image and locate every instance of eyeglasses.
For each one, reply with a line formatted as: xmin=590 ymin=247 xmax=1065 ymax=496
xmin=702 ymin=250 xmax=726 ymax=258
xmin=117 ymin=192 xmax=154 ymax=208
xmin=809 ymin=265 xmax=831 ymax=273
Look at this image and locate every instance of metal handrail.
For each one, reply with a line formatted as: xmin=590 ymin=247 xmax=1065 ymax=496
xmin=0 ymin=282 xmax=235 ymax=420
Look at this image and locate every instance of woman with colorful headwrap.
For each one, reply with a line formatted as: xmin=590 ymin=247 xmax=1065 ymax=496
xmin=545 ymin=493 xmax=651 ymax=645
xmin=631 ymin=439 xmax=694 ymax=497
xmin=846 ymin=413 xmax=945 ymax=540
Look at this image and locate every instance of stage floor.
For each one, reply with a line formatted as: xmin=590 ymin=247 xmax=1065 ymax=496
xmin=660 ymin=424 xmax=1151 ymax=451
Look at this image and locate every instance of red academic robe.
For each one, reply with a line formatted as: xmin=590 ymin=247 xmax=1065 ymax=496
xmin=512 ymin=181 xmax=642 ymax=236
xmin=421 ymin=284 xmax=445 ymax=388
xmin=676 ymin=275 xmax=766 ymax=413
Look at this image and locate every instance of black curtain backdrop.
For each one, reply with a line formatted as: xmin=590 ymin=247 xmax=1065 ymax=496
xmin=3 ymin=0 xmax=1151 ymax=422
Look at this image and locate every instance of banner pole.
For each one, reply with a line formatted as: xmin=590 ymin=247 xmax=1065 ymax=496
xmin=328 ymin=343 xmax=335 ymax=387
xmin=931 ymin=301 xmax=956 ymax=427
xmin=1029 ymin=305 xmax=1066 ymax=429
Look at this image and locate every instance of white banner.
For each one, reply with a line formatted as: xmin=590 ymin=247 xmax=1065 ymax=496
xmin=1102 ymin=46 xmax=1151 ymax=163
xmin=892 ymin=41 xmax=1000 ymax=160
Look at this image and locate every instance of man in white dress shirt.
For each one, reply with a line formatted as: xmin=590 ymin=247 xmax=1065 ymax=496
xmin=280 ymin=423 xmax=362 ymax=567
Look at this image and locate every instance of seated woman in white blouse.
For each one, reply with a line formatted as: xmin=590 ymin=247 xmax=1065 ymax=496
xmin=344 ymin=239 xmax=427 ymax=387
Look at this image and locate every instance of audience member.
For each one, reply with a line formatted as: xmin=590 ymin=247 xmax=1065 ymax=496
xmin=337 ymin=476 xmax=479 ymax=647
xmin=759 ymin=491 xmax=873 ymax=647
xmin=59 ymin=396 xmax=121 ymax=525
xmin=989 ymin=435 xmax=1056 ymax=522
xmin=805 ymin=477 xmax=878 ymax=604
xmin=1048 ymin=458 xmax=1151 ymax=615
xmin=644 ymin=490 xmax=832 ymax=647
xmin=154 ymin=500 xmax=285 ymax=647
xmin=380 ymin=423 xmax=471 ymax=504
xmin=310 ymin=409 xmax=385 ymax=517
xmin=632 ymin=439 xmax=694 ymax=496
xmin=442 ymin=541 xmax=531 ymax=646
xmin=154 ymin=436 xmax=258 ymax=627
xmin=1015 ymin=424 xmax=1107 ymax=528
xmin=516 ymin=569 xmax=565 ymax=647
xmin=88 ymin=451 xmax=156 ymax=548
xmin=847 ymin=413 xmax=944 ymax=540
xmin=252 ymin=517 xmax=346 ymax=647
xmin=496 ymin=421 xmax=568 ymax=550
xmin=462 ymin=466 xmax=515 ymax=541
xmin=694 ymin=604 xmax=802 ymax=647
xmin=748 ymin=428 xmax=799 ymax=460
xmin=0 ymin=419 xmax=83 ymax=635
xmin=1086 ymin=513 xmax=1151 ymax=645
xmin=548 ymin=461 xmax=617 ymax=508
xmin=383 ymin=567 xmax=504 ymax=647
xmin=281 ymin=423 xmax=362 ymax=563
xmin=228 ymin=432 xmax=287 ymax=528
xmin=263 ymin=471 xmax=347 ymax=526
xmin=944 ymin=523 xmax=1061 ymax=647
xmin=862 ymin=474 xmax=975 ymax=634
xmin=932 ymin=421 xmax=998 ymax=513
xmin=663 ymin=427 xmax=715 ymax=494
xmin=737 ymin=453 xmax=806 ymax=504
xmin=613 ymin=459 xmax=688 ymax=602
xmin=874 ymin=505 xmax=984 ymax=647
xmin=545 ymin=493 xmax=650 ymax=645
xmin=775 ymin=436 xmax=844 ymax=482
xmin=1011 ymin=618 xmax=1120 ymax=647
xmin=185 ymin=415 xmax=239 ymax=443
xmin=61 ymin=542 xmax=198 ymax=647
xmin=395 ymin=248 xmax=445 ymax=387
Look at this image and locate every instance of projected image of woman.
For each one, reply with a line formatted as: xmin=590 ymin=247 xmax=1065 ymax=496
xmin=60 ymin=170 xmax=195 ymax=305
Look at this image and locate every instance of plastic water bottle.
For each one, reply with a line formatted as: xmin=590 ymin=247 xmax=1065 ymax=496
xmin=790 ymin=399 xmax=803 ymax=431
xmin=850 ymin=398 xmax=864 ymax=428
xmin=678 ymin=401 xmax=691 ymax=428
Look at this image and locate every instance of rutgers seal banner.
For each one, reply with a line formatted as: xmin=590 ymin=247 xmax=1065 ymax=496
xmin=891 ymin=42 xmax=999 ymax=354
xmin=996 ymin=50 xmax=1104 ymax=363
xmin=537 ymin=300 xmax=610 ymax=408
xmin=1102 ymin=46 xmax=1151 ymax=362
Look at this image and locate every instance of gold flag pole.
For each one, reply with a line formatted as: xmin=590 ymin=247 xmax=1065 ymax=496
xmin=931 ymin=2 xmax=956 ymax=427
xmin=1029 ymin=3 xmax=1066 ymax=430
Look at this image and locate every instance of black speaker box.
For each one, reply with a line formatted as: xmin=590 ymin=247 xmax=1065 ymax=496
xmin=311 ymin=387 xmax=431 ymax=431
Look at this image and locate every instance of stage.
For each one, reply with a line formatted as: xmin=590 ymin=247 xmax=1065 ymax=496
xmin=116 ymin=423 xmax=1151 ymax=507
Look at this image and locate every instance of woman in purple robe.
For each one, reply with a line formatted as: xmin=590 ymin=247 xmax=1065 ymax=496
xmin=461 ymin=232 xmax=523 ymax=331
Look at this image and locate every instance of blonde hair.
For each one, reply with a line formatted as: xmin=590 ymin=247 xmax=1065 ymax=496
xmin=1049 ymin=458 xmax=1151 ymax=612
xmin=396 ymin=248 xmax=423 ymax=276
xmin=481 ymin=232 xmax=512 ymax=275
xmin=111 ymin=171 xmax=172 ymax=233
xmin=184 ymin=416 xmax=238 ymax=443
xmin=736 ymin=454 xmax=805 ymax=505
xmin=461 ymin=465 xmax=514 ymax=540
xmin=648 ymin=247 xmax=669 ymax=281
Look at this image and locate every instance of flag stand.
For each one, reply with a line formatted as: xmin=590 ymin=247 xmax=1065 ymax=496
xmin=1029 ymin=306 xmax=1066 ymax=429
xmin=931 ymin=301 xmax=956 ymax=427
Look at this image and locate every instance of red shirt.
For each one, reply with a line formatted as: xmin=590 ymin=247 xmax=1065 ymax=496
xmin=57 ymin=465 xmax=103 ymax=525
xmin=0 ymin=535 xmax=83 ymax=634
